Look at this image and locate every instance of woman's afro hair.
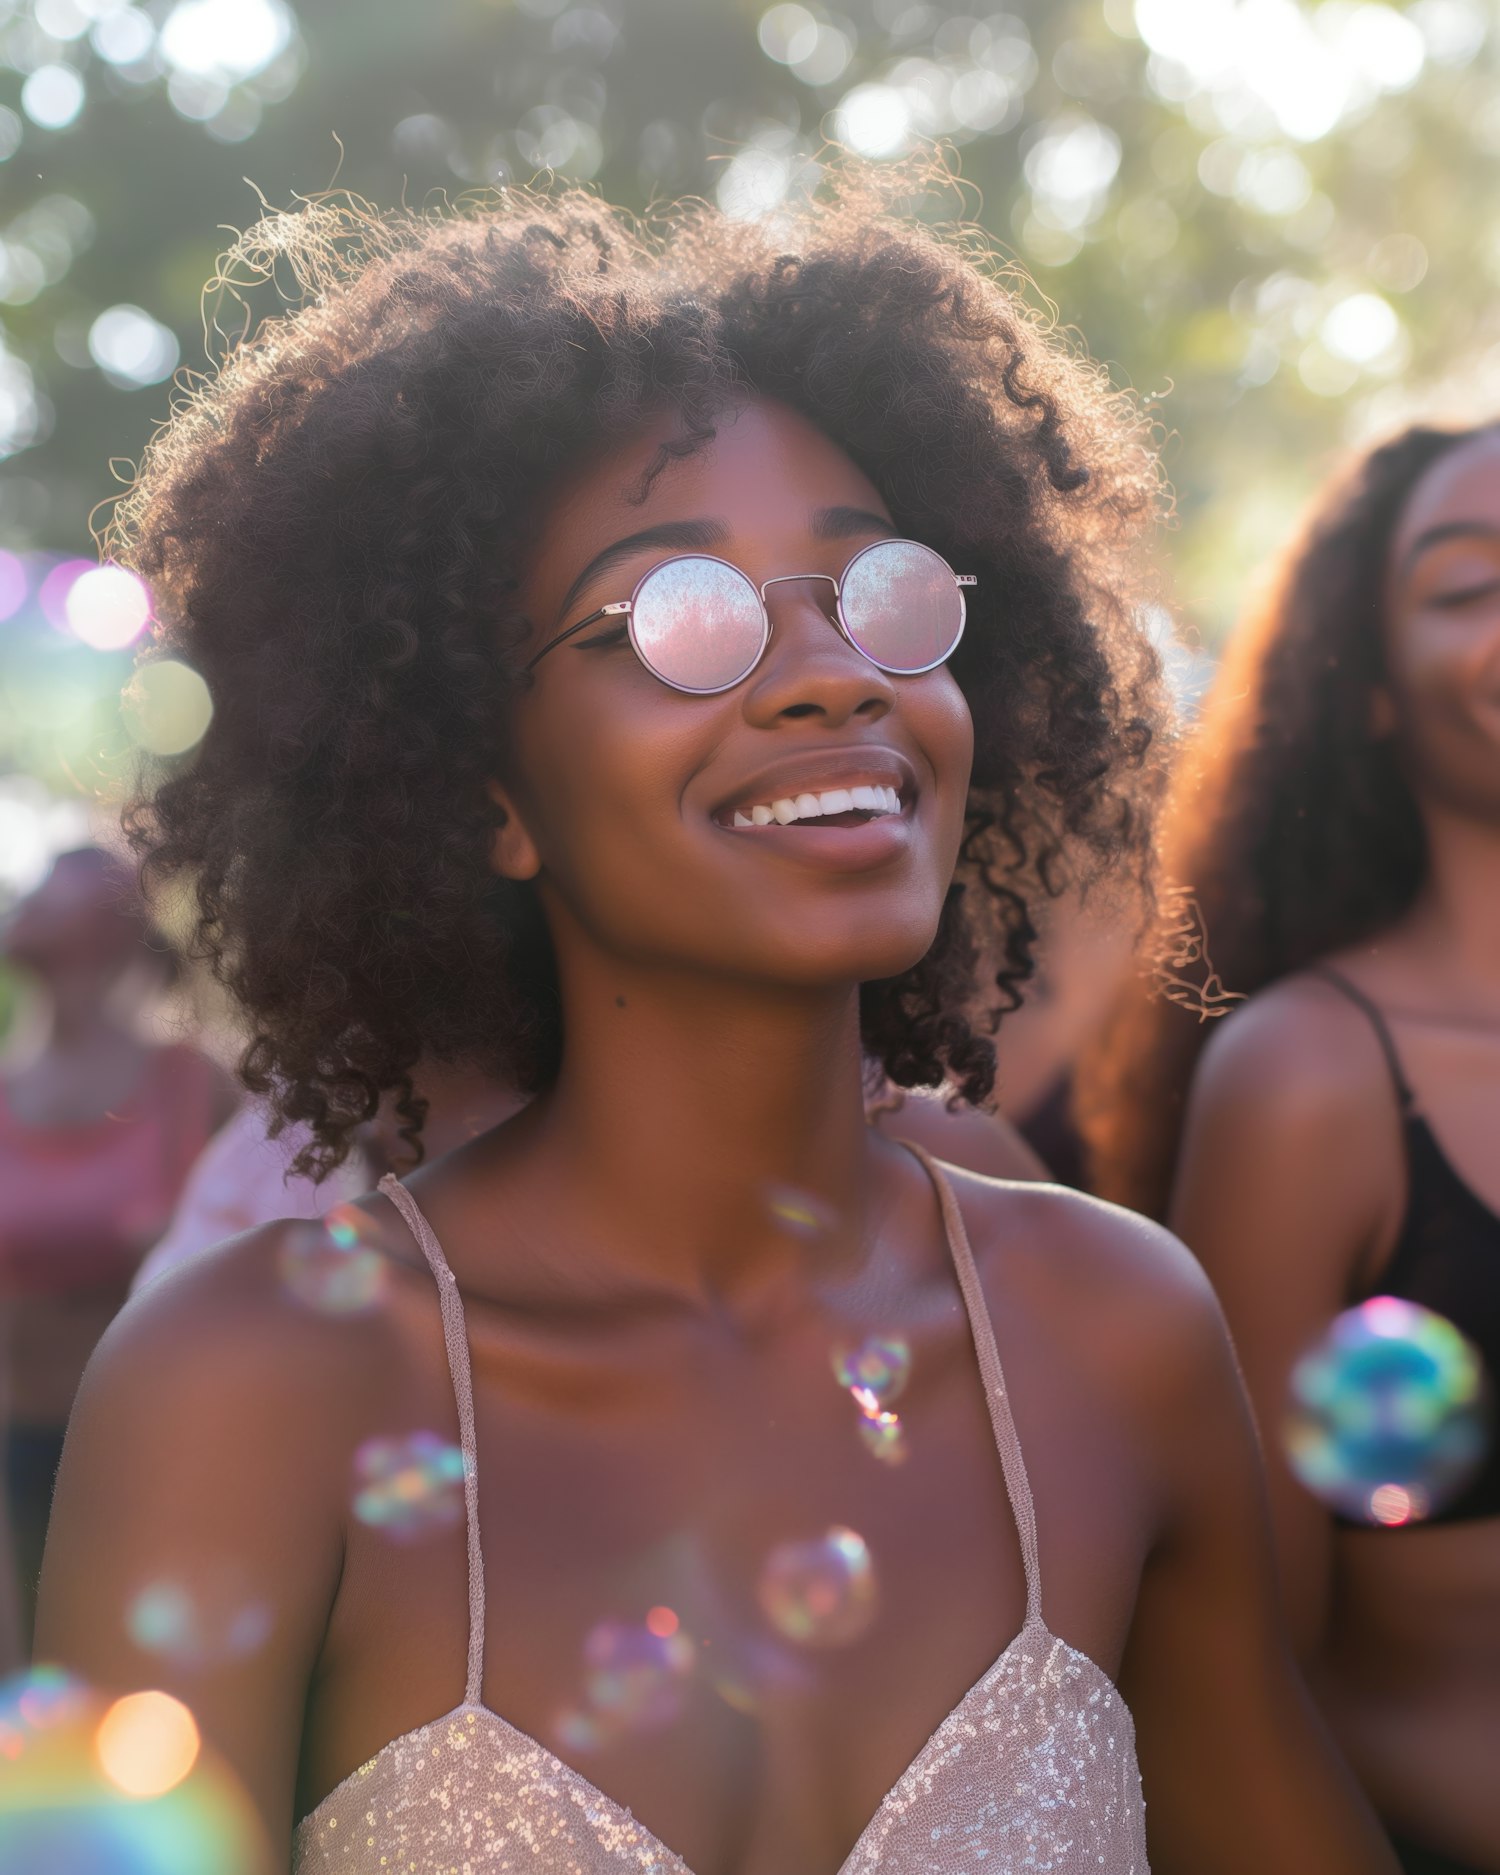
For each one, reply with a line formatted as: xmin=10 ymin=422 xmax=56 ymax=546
xmin=116 ymin=158 xmax=1169 ymax=1175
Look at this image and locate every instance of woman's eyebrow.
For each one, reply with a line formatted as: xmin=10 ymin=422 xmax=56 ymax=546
xmin=812 ymin=504 xmax=896 ymax=540
xmin=1402 ymin=520 xmax=1500 ymax=574
xmin=556 ymin=518 xmax=729 ymax=621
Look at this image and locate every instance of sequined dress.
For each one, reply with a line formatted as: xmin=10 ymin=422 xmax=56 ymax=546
xmin=293 ymin=1147 xmax=1150 ymax=1873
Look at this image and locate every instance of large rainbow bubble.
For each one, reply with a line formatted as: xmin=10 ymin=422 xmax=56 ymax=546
xmin=1284 ymin=1297 xmax=1492 ymax=1525
xmin=0 ymin=1668 xmax=267 ymax=1874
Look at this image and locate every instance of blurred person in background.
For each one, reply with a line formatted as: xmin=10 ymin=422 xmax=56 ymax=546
xmin=0 ymin=844 xmax=234 ymax=1666
xmin=1081 ymin=421 xmax=1500 ymax=1873
xmin=39 ymin=175 xmax=1395 ymax=1873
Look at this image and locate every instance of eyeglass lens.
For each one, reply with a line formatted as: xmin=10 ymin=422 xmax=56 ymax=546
xmin=629 ymin=540 xmax=964 ymax=692
xmin=630 ymin=556 xmax=766 ymax=693
xmin=839 ymin=540 xmax=965 ymax=675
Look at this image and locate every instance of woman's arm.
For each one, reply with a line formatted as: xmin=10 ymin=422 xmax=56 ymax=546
xmin=1113 ymin=1221 xmax=1397 ymax=1873
xmin=34 ymin=1230 xmax=355 ymax=1857
xmin=1167 ymin=981 xmax=1401 ymax=1658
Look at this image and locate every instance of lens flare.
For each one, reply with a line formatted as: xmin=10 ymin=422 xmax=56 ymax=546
xmin=352 ymin=1431 xmax=467 ymax=1539
xmin=758 ymin=1526 xmax=878 ymax=1647
xmin=278 ymin=1205 xmax=388 ymax=1315
xmin=1284 ymin=1297 xmax=1491 ymax=1524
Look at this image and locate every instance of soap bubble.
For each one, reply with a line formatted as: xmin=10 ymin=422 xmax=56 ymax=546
xmin=1284 ymin=1297 xmax=1492 ymax=1525
xmin=763 ymin=1181 xmax=838 ymax=1241
xmin=855 ymin=1407 xmax=908 ymax=1466
xmin=126 ymin=1577 xmax=273 ymax=1667
xmin=352 ymin=1430 xmax=467 ymax=1539
xmin=278 ymin=1204 xmax=388 ymax=1315
xmin=835 ymin=1335 xmax=911 ymax=1464
xmin=0 ymin=1669 xmax=265 ymax=1875
xmin=553 ymin=1616 xmax=696 ymax=1753
xmin=833 ymin=1334 xmax=910 ymax=1406
xmin=757 ymin=1526 xmax=878 ymax=1647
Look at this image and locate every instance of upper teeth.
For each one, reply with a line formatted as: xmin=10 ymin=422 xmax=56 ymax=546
xmin=730 ymin=784 xmax=902 ymax=828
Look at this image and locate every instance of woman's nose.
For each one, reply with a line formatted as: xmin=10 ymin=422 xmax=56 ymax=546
xmin=741 ymin=577 xmax=896 ymax=726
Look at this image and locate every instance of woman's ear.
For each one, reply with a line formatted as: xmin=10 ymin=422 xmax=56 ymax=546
xmin=486 ymin=780 xmax=542 ymax=882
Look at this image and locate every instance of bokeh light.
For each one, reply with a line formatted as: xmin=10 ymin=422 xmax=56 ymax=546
xmin=1284 ymin=1296 xmax=1492 ymax=1524
xmin=833 ymin=84 xmax=914 ymax=158
xmin=65 ymin=563 xmax=151 ymax=650
xmin=21 ymin=66 xmax=85 ymax=132
xmin=95 ymin=1692 xmax=200 ymax=1798
xmin=120 ymin=659 xmax=214 ymax=756
xmin=0 ymin=1669 xmax=263 ymax=1875
xmin=352 ymin=1430 xmax=468 ymax=1539
xmin=88 ymin=304 xmax=180 ymax=388
xmin=277 ymin=1204 xmax=388 ymax=1314
xmin=758 ymin=1526 xmax=878 ymax=1646
xmin=0 ymin=550 xmax=26 ymax=622
xmin=126 ymin=1579 xmax=273 ymax=1668
xmin=159 ymin=0 xmax=294 ymax=83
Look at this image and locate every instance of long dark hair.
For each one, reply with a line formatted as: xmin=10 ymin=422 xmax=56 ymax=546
xmin=1079 ymin=420 xmax=1490 ymax=1219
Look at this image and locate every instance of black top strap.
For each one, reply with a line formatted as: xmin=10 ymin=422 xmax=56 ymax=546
xmin=1308 ymin=966 xmax=1415 ymax=1113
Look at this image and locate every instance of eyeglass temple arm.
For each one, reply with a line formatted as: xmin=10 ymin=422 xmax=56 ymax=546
xmin=523 ymin=601 xmax=633 ymax=673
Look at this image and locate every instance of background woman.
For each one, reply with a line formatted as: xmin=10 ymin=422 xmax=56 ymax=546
xmin=1083 ymin=421 xmax=1500 ymax=1873
xmin=39 ymin=175 xmax=1391 ymax=1873
xmin=0 ymin=844 xmax=232 ymax=1665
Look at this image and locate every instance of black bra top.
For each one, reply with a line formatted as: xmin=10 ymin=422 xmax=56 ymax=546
xmin=1313 ymin=968 xmax=1500 ymax=1527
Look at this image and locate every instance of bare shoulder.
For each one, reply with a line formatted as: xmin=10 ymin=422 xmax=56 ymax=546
xmin=1191 ymin=970 xmax=1399 ymax=1134
xmin=63 ymin=1209 xmax=409 ymax=1523
xmin=878 ymin=1088 xmax=1048 ymax=1180
xmin=940 ymin=1164 xmax=1233 ymax=1421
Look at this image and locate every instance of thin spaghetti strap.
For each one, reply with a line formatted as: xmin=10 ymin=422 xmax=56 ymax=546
xmin=377 ymin=1173 xmax=486 ymax=1707
xmin=1309 ymin=966 xmax=1416 ymax=1113
xmin=901 ymin=1143 xmax=1043 ymax=1625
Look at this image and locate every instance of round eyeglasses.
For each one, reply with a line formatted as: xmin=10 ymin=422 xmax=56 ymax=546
xmin=525 ymin=538 xmax=976 ymax=695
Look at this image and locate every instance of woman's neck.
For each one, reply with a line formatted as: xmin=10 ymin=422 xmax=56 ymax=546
xmin=518 ymin=954 xmax=879 ymax=1304
xmin=1394 ymin=799 xmax=1500 ymax=1009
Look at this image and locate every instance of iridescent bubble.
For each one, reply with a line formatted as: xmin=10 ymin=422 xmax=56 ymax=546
xmin=279 ymin=1204 xmax=388 ymax=1315
xmin=0 ymin=1669 xmax=265 ymax=1875
xmin=833 ymin=1335 xmax=911 ymax=1407
xmin=126 ymin=1578 xmax=273 ymax=1667
xmin=552 ymin=1617 xmax=697 ymax=1754
xmin=351 ymin=1431 xmax=467 ymax=1540
xmin=757 ymin=1526 xmax=878 ymax=1647
xmin=763 ymin=1181 xmax=838 ymax=1241
xmin=1284 ymin=1297 xmax=1492 ymax=1525
xmin=855 ymin=1407 xmax=908 ymax=1466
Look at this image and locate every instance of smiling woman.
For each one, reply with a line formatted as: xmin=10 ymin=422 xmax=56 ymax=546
xmin=37 ymin=163 xmax=1395 ymax=1875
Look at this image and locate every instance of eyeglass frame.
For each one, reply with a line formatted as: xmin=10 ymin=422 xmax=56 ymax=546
xmin=523 ymin=537 xmax=978 ymax=695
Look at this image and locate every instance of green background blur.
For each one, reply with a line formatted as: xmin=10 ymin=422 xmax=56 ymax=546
xmin=0 ymin=0 xmax=1497 ymax=891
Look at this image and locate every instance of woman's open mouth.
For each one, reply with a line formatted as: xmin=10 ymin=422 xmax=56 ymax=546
xmin=713 ymin=783 xmax=905 ymax=831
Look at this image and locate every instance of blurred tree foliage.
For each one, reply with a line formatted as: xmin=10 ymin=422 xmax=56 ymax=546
xmin=0 ymin=0 xmax=1497 ymax=787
